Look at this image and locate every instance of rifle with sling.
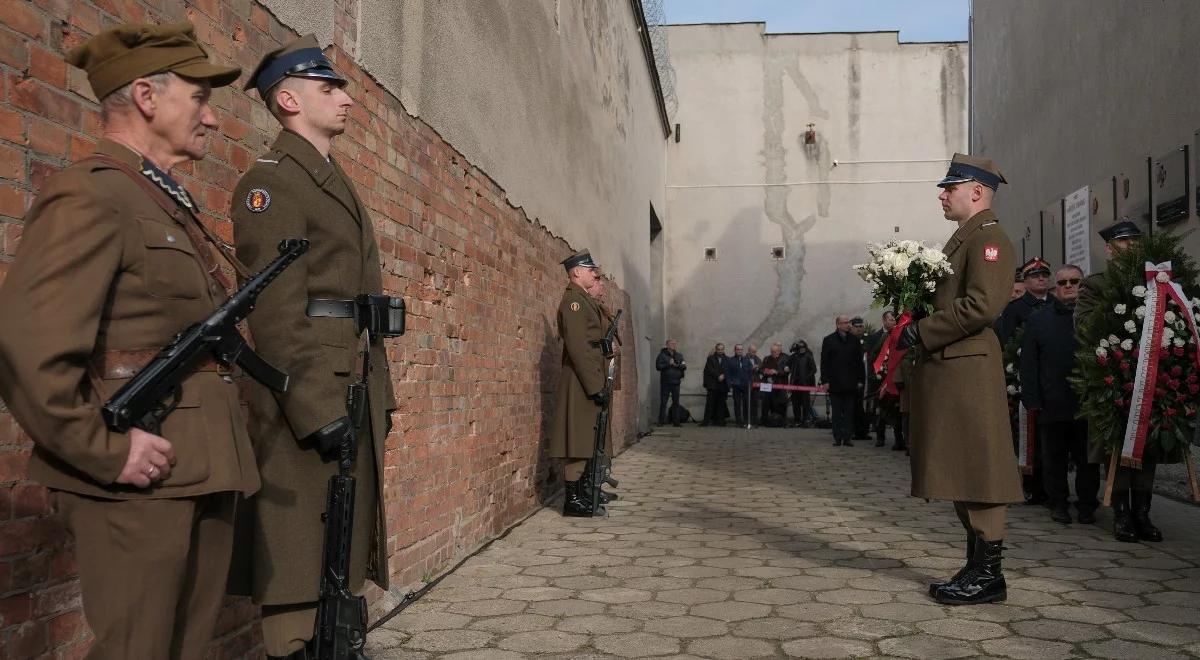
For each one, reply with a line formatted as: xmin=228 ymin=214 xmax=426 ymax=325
xmin=587 ymin=309 xmax=623 ymax=516
xmin=313 ymin=295 xmax=405 ymax=659
xmin=101 ymin=239 xmax=309 ymax=433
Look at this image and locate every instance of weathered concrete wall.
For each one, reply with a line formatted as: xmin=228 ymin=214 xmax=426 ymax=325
xmin=261 ymin=0 xmax=669 ymax=426
xmin=664 ymin=23 xmax=967 ymax=399
xmin=971 ymin=0 xmax=1200 ymax=266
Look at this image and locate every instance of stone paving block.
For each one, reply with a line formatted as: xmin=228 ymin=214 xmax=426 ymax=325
xmin=467 ymin=613 xmax=556 ymax=633
xmin=1106 ymin=619 xmax=1200 ymax=645
xmin=423 ymin=586 xmax=502 ymax=602
xmin=685 ymin=635 xmax=777 ymax=659
xmin=916 ymin=618 xmax=1008 ymax=640
xmin=780 ymin=636 xmax=874 ymax=658
xmin=822 ymin=617 xmax=912 ymax=641
xmin=732 ymin=587 xmax=810 ymax=605
xmin=689 ymin=600 xmax=773 ymax=622
xmin=979 ymin=636 xmax=1075 ymax=660
xmin=1034 ymin=604 xmax=1128 ymax=624
xmin=731 ymin=617 xmax=819 ymax=640
xmin=445 ymin=598 xmax=527 ymax=617
xmin=439 ymin=652 xmax=525 ymax=660
xmin=1081 ymin=638 xmax=1191 ymax=660
xmin=404 ymin=630 xmax=494 ymax=653
xmin=643 ymin=616 xmax=728 ymax=638
xmin=656 ymin=588 xmax=728 ymax=605
xmin=501 ymin=586 xmax=575 ymax=602
xmin=1009 ymin=618 xmax=1108 ymax=642
xmin=618 ymin=601 xmax=692 ymax=620
xmin=594 ymin=632 xmax=682 ymax=657
xmin=556 ymin=614 xmax=641 ymax=634
xmin=1059 ymin=589 xmax=1145 ymax=609
xmin=384 ymin=611 xmax=472 ymax=633
xmin=814 ymin=588 xmax=893 ymax=605
xmin=497 ymin=630 xmax=588 ymax=653
xmin=1127 ymin=604 xmax=1200 ymax=625
xmin=528 ymin=598 xmax=607 ymax=617
xmin=775 ymin=603 xmax=854 ymax=623
xmin=877 ymin=633 xmax=977 ymax=659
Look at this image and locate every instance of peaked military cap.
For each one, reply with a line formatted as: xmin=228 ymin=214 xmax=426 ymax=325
xmin=1019 ymin=257 xmax=1052 ymax=279
xmin=562 ymin=250 xmax=599 ymax=272
xmin=937 ymin=153 xmax=1007 ymax=190
xmin=850 ymin=317 xmax=864 ymax=327
xmin=245 ymin=34 xmax=347 ymax=100
xmin=1097 ymin=218 xmax=1143 ymax=242
xmin=66 ymin=21 xmax=241 ymax=101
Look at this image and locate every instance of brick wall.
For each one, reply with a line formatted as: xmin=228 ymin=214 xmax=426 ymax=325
xmin=0 ymin=0 xmax=640 ymax=657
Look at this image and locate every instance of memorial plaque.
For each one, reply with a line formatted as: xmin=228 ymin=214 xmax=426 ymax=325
xmin=1063 ymin=186 xmax=1090 ymax=274
xmin=1040 ymin=199 xmax=1063 ymax=267
xmin=1116 ymin=159 xmax=1152 ymax=236
xmin=1152 ymin=145 xmax=1188 ymax=225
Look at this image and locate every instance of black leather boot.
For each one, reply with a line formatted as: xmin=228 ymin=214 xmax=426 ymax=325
xmin=1111 ymin=490 xmax=1138 ymax=542
xmin=928 ymin=533 xmax=975 ymax=597
xmin=934 ymin=539 xmax=1007 ymax=605
xmin=1130 ymin=490 xmax=1163 ymax=542
xmin=1050 ymin=501 xmax=1071 ymax=524
xmin=563 ymin=480 xmax=597 ymax=517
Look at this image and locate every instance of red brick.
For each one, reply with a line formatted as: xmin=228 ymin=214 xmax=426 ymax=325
xmin=250 ymin=5 xmax=270 ymax=32
xmin=0 ymin=143 xmax=23 ymax=182
xmin=11 ymin=484 xmax=49 ymax=518
xmin=32 ymin=580 xmax=78 ymax=617
xmin=0 ymin=593 xmax=32 ymax=627
xmin=10 ymin=78 xmax=82 ymax=129
xmin=3 ymin=2 xmax=47 ymax=39
xmin=27 ymin=118 xmax=69 ymax=159
xmin=7 ymin=620 xmax=48 ymax=659
xmin=28 ymin=159 xmax=60 ymax=193
xmin=0 ymin=27 xmax=27 ymax=69
xmin=48 ymin=610 xmax=86 ymax=647
xmin=67 ymin=3 xmax=101 ymax=36
xmin=8 ymin=551 xmax=48 ymax=591
xmin=67 ymin=134 xmax=95 ymax=161
xmin=0 ymin=449 xmax=30 ymax=482
xmin=29 ymin=46 xmax=67 ymax=90
xmin=0 ymin=107 xmax=23 ymax=144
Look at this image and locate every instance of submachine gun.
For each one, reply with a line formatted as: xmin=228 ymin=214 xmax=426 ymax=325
xmin=101 ymin=239 xmax=310 ymax=433
xmin=314 ymin=295 xmax=406 ymax=660
xmin=587 ymin=309 xmax=623 ymax=516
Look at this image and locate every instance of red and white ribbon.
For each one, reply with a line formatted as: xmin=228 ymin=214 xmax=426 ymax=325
xmin=873 ymin=310 xmax=914 ymax=400
xmin=1017 ymin=403 xmax=1037 ymax=475
xmin=1121 ymin=261 xmax=1200 ymax=467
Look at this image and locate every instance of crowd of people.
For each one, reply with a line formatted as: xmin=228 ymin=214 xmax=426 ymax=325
xmin=654 ymin=311 xmax=906 ymax=452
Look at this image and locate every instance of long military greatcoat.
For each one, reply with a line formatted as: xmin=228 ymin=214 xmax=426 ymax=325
xmin=550 ymin=282 xmax=607 ymax=459
xmin=232 ymin=130 xmax=395 ymax=604
xmin=0 ymin=140 xmax=259 ymax=500
xmin=910 ymin=210 xmax=1024 ymax=503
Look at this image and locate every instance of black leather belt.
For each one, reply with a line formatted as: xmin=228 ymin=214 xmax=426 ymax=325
xmin=306 ymin=298 xmax=357 ymax=319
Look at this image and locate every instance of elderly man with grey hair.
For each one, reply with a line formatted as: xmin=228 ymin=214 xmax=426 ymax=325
xmin=820 ymin=315 xmax=865 ymax=446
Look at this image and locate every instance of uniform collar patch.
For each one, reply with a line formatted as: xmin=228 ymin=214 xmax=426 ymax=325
xmin=245 ymin=188 xmax=271 ymax=213
xmin=140 ymin=159 xmax=194 ymax=210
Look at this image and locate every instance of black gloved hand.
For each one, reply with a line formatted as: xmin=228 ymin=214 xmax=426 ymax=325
xmin=305 ymin=416 xmax=355 ymax=461
xmin=589 ymin=391 xmax=609 ymax=407
xmin=896 ymin=322 xmax=922 ymax=350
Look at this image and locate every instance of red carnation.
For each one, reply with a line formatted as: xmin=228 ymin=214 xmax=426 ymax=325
xmin=1190 ymin=384 xmax=1200 ymax=395
xmin=1120 ymin=360 xmax=1132 ymax=372
xmin=1113 ymin=349 xmax=1125 ymax=361
xmin=1171 ymin=365 xmax=1183 ymax=377
xmin=1177 ymin=393 xmax=1188 ymax=403
xmin=1103 ymin=375 xmax=1115 ymax=386
xmin=1174 ymin=346 xmax=1186 ymax=357
xmin=1123 ymin=382 xmax=1134 ymax=392
xmin=1114 ymin=398 xmax=1126 ymax=408
xmin=1157 ymin=387 xmax=1168 ymax=398
xmin=1097 ymin=355 xmax=1109 ymax=366
xmin=1189 ymin=374 xmax=1199 ymax=384
xmin=1158 ymin=373 xmax=1171 ymax=385
xmin=1170 ymin=379 xmax=1181 ymax=391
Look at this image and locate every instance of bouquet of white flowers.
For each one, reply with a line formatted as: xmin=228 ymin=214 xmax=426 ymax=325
xmin=853 ymin=239 xmax=953 ymax=314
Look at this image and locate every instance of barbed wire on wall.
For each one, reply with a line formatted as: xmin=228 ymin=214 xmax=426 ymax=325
xmin=641 ymin=0 xmax=678 ymax=122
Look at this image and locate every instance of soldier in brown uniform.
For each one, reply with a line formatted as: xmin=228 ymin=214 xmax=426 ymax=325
xmin=551 ymin=250 xmax=610 ymax=517
xmin=0 ymin=23 xmax=258 ymax=659
xmin=231 ymin=36 xmax=396 ymax=658
xmin=897 ymin=154 xmax=1022 ymax=605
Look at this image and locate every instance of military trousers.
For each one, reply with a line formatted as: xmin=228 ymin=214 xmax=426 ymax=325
xmin=58 ymin=490 xmax=237 ymax=660
xmin=953 ymin=501 xmax=1006 ymax=542
xmin=1113 ymin=457 xmax=1157 ymax=491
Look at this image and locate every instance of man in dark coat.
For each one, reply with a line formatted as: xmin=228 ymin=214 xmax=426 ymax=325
xmin=656 ymin=339 xmax=686 ymax=426
xmin=760 ymin=342 xmax=792 ymax=425
xmin=1021 ymin=265 xmax=1099 ymax=525
xmin=747 ymin=345 xmax=763 ymax=424
xmin=788 ymin=341 xmax=818 ymax=427
xmin=896 ymin=153 xmax=1021 ymax=606
xmin=821 ymin=316 xmax=864 ymax=446
xmin=233 ymin=36 xmax=398 ymax=657
xmin=998 ymin=257 xmax=1056 ymax=506
xmin=726 ymin=344 xmax=756 ymax=427
xmin=1075 ymin=219 xmax=1165 ymax=543
xmin=701 ymin=343 xmax=730 ymax=426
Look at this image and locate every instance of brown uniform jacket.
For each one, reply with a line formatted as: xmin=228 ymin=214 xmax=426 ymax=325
xmin=909 ymin=210 xmax=1023 ymax=503
xmin=232 ymin=130 xmax=395 ymax=603
xmin=0 ymin=140 xmax=259 ymax=499
xmin=550 ymin=282 xmax=606 ymax=459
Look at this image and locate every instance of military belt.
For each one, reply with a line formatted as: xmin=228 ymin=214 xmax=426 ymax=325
xmin=306 ymin=298 xmax=358 ymax=320
xmin=92 ymin=348 xmax=223 ymax=380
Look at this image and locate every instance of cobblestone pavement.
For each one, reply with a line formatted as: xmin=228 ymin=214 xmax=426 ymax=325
xmin=370 ymin=426 xmax=1200 ymax=659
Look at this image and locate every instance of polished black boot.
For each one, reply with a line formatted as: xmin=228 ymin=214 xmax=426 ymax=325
xmin=1111 ymin=490 xmax=1138 ymax=542
xmin=1130 ymin=490 xmax=1163 ymax=542
xmin=934 ymin=539 xmax=1006 ymax=605
xmin=928 ymin=533 xmax=975 ymax=597
xmin=563 ymin=480 xmax=598 ymax=517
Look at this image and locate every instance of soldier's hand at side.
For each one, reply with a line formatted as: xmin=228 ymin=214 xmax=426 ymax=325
xmin=896 ymin=322 xmax=921 ymax=350
xmin=117 ymin=428 xmax=175 ymax=488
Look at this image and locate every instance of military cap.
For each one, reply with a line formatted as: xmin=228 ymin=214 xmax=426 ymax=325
xmin=66 ymin=22 xmax=240 ymax=101
xmin=1097 ymin=218 xmax=1143 ymax=242
xmin=245 ymin=34 xmax=347 ymax=101
xmin=1019 ymin=257 xmax=1052 ymax=279
xmin=937 ymin=153 xmax=1007 ymax=190
xmin=850 ymin=317 xmax=864 ymax=327
xmin=561 ymin=250 xmax=599 ymax=272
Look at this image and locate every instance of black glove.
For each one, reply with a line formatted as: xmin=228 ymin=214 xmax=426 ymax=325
xmin=896 ymin=322 xmax=922 ymax=350
xmin=589 ymin=391 xmax=609 ymax=407
xmin=305 ymin=416 xmax=356 ymax=461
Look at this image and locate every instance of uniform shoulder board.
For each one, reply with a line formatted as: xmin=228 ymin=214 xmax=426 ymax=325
xmin=980 ymin=221 xmax=998 ymax=227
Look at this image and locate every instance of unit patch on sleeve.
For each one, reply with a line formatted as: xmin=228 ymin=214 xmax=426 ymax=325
xmin=983 ymin=245 xmax=1000 ymax=262
xmin=569 ymin=302 xmax=581 ymax=312
xmin=245 ymin=188 xmax=271 ymax=213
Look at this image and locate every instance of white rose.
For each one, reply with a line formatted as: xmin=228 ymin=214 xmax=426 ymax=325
xmin=1121 ymin=339 xmax=1134 ymax=351
xmin=1135 ymin=306 xmax=1146 ymax=319
xmin=1095 ymin=347 xmax=1108 ymax=358
xmin=1174 ymin=337 xmax=1186 ymax=348
xmin=1192 ymin=297 xmax=1200 ymax=308
xmin=1099 ymin=339 xmax=1110 ymax=348
xmin=1156 ymin=272 xmax=1170 ymax=283
xmin=1163 ymin=327 xmax=1175 ymax=340
xmin=1113 ymin=304 xmax=1127 ymax=315
xmin=894 ymin=254 xmax=912 ymax=272
xmin=1124 ymin=320 xmax=1137 ymax=333
xmin=1162 ymin=337 xmax=1172 ymax=349
xmin=1005 ymin=363 xmax=1014 ymax=373
xmin=1133 ymin=286 xmax=1147 ymax=298
xmin=1006 ymin=385 xmax=1017 ymax=395
xmin=1108 ymin=334 xmax=1120 ymax=345
xmin=925 ymin=281 xmax=937 ymax=292
xmin=1165 ymin=311 xmax=1177 ymax=323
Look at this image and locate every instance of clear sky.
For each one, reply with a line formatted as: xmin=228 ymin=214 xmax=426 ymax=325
xmin=663 ymin=0 xmax=970 ymax=43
